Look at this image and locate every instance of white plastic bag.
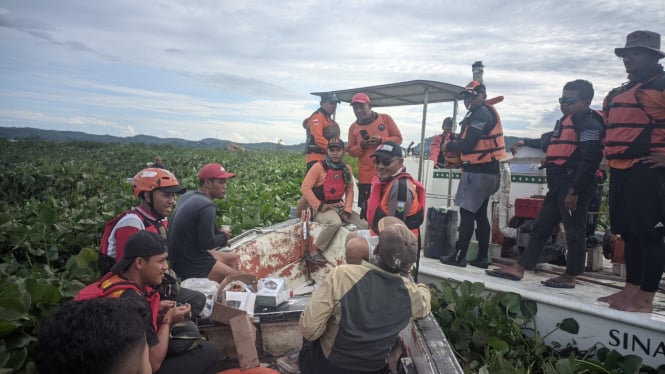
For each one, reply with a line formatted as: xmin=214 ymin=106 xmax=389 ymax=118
xmin=181 ymin=278 xmax=219 ymax=319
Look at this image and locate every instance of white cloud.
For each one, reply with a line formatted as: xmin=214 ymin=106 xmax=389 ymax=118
xmin=1 ymin=0 xmax=664 ymax=145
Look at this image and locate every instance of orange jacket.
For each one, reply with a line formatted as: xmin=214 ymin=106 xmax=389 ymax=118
xmin=347 ymin=113 xmax=403 ymax=184
xmin=545 ymin=110 xmax=604 ymax=167
xmin=459 ymin=104 xmax=506 ymax=164
xmin=304 ymin=109 xmax=340 ymax=163
xmin=301 ymin=161 xmax=354 ymax=213
xmin=366 ymin=172 xmax=425 ymax=236
xmin=604 ymin=74 xmax=665 ymax=169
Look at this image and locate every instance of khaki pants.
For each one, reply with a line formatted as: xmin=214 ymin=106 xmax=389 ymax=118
xmin=314 ymin=208 xmax=367 ymax=251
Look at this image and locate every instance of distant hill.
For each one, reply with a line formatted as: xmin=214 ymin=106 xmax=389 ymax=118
xmin=0 ymin=126 xmax=521 ymax=155
xmin=0 ymin=126 xmax=304 ymax=152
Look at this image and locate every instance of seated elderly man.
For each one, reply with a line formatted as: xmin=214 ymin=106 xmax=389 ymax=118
xmin=298 ymin=216 xmax=431 ymax=374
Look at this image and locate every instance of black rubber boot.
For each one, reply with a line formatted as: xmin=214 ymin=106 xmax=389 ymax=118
xmin=440 ymin=243 xmax=467 ymax=267
xmin=469 ymin=242 xmax=489 ymax=269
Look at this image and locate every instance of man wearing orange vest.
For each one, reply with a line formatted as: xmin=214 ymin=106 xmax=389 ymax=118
xmin=441 ymin=81 xmax=506 ymax=269
xmin=347 ymin=93 xmax=403 ymax=219
xmin=77 ymin=231 xmax=221 ymax=374
xmin=304 ymin=92 xmax=341 ymax=171
xmin=300 ymin=138 xmax=367 ymax=265
xmin=486 ymin=79 xmax=604 ymax=287
xmin=598 ymin=31 xmax=665 ymax=313
xmin=345 ymin=141 xmax=425 ymax=264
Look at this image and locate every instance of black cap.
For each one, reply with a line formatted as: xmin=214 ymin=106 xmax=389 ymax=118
xmin=320 ymin=92 xmax=340 ymax=103
xmin=327 ymin=138 xmax=345 ymax=149
xmin=371 ymin=141 xmax=403 ymax=159
xmin=111 ymin=231 xmax=167 ymax=273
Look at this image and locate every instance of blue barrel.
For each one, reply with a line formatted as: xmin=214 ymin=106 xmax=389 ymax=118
xmin=424 ymin=207 xmax=458 ymax=259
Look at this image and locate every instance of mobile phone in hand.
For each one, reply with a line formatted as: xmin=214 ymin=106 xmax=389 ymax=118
xmin=359 ymin=129 xmax=369 ymax=140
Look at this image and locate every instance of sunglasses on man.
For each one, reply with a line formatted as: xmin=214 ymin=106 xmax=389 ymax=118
xmin=558 ymin=97 xmax=578 ymax=106
xmin=373 ymin=157 xmax=397 ymax=166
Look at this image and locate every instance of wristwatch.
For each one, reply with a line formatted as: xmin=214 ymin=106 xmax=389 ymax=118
xmin=567 ymin=187 xmax=577 ymax=195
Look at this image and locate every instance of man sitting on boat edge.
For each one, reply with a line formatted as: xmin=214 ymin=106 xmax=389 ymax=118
xmin=299 ymin=216 xmax=431 ymax=374
xmin=169 ymin=163 xmax=242 ymax=283
xmin=300 ymin=137 xmax=368 ymax=265
xmin=345 ymin=141 xmax=425 ymax=265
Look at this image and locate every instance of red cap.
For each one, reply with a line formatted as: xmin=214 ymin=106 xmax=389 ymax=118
xmin=351 ymin=93 xmax=371 ymax=105
xmin=198 ymin=163 xmax=236 ymax=180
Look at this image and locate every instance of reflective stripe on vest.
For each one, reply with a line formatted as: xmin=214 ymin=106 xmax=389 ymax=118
xmin=460 ymin=104 xmax=507 ymax=164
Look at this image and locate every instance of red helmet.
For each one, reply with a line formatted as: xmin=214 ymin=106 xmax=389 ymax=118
xmin=132 ymin=168 xmax=185 ymax=198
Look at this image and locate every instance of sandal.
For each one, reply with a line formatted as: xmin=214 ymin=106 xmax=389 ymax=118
xmin=541 ymin=276 xmax=575 ymax=289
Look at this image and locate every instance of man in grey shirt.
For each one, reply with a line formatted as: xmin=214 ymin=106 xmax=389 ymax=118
xmin=168 ymin=163 xmax=241 ymax=281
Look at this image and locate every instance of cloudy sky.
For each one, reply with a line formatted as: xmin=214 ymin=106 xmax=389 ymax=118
xmin=1 ymin=1 xmax=663 ymax=146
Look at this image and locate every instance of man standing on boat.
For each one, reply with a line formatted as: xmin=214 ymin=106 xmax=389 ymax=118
xmin=440 ymin=81 xmax=506 ymax=269
xmin=486 ymin=79 xmax=604 ymax=288
xmin=597 ymin=30 xmax=665 ymax=313
xmin=345 ymin=141 xmax=425 ymax=265
xmin=300 ymin=138 xmax=368 ymax=265
xmin=304 ymin=92 xmax=341 ymax=171
xmin=347 ymin=93 xmax=403 ymax=219
xmin=168 ymin=163 xmax=241 ymax=282
xmin=299 ymin=217 xmax=431 ymax=374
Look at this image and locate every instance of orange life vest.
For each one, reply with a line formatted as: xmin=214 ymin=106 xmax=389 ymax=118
xmin=604 ymin=76 xmax=665 ymax=162
xmin=459 ymin=104 xmax=506 ymax=164
xmin=303 ymin=109 xmax=340 ymax=155
xmin=75 ymin=272 xmax=161 ymax=329
xmin=366 ymin=173 xmax=426 ymax=236
xmin=545 ymin=110 xmax=604 ymax=167
xmin=312 ymin=161 xmax=347 ymax=203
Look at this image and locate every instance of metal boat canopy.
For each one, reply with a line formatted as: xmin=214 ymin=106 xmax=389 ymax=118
xmin=312 ymin=79 xmax=465 ymax=182
xmin=312 ymin=80 xmax=465 ymax=107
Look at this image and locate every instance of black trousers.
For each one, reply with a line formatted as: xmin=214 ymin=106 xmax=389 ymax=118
xmin=609 ymin=162 xmax=665 ymax=292
xmin=517 ymin=181 xmax=595 ymax=275
xmin=156 ymin=341 xmax=220 ymax=374
xmin=458 ymin=198 xmax=490 ymax=256
xmin=298 ymin=340 xmax=388 ymax=374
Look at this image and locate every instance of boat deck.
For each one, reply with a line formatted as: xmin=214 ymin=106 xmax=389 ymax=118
xmin=416 ymin=256 xmax=665 ymax=367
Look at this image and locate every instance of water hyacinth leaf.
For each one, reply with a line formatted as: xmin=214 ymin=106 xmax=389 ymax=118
xmin=520 ymin=299 xmax=537 ymax=319
xmin=471 ymin=329 xmax=488 ymax=349
xmin=0 ymin=320 xmax=21 ymax=339
xmin=24 ymin=278 xmax=61 ymax=306
xmin=557 ymin=318 xmax=579 ymax=334
xmin=617 ymin=355 xmax=643 ymax=373
xmin=5 ymin=346 xmax=27 ymax=373
xmin=5 ymin=332 xmax=34 ymax=350
xmin=487 ymin=336 xmax=509 ymax=355
xmin=0 ymin=284 xmax=31 ymax=321
xmin=37 ymin=205 xmax=57 ymax=226
xmin=500 ymin=292 xmax=521 ymax=314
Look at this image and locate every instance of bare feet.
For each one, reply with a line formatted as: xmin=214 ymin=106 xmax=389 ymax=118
xmin=609 ymin=289 xmax=655 ymax=313
xmin=597 ymin=283 xmax=639 ymax=303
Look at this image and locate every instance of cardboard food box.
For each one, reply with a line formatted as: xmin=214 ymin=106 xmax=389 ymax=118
xmin=211 ymin=274 xmax=257 ymax=325
xmin=229 ymin=314 xmax=259 ymax=370
xmin=256 ymin=277 xmax=293 ymax=307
